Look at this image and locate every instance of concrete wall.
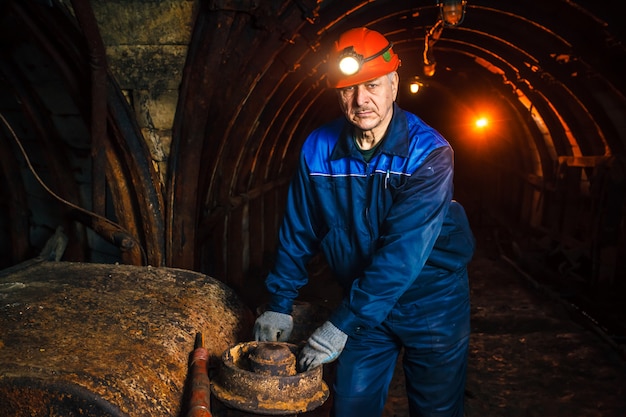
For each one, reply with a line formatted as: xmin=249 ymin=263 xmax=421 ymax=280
xmin=91 ymin=0 xmax=198 ymax=185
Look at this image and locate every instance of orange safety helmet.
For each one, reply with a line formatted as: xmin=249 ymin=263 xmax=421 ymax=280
xmin=329 ymin=27 xmax=401 ymax=89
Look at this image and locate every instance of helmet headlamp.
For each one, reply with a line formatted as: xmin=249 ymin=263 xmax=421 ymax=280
xmin=337 ymin=42 xmax=393 ymax=77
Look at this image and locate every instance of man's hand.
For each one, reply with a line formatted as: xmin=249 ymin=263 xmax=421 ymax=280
xmin=298 ymin=321 xmax=348 ymax=371
xmin=254 ymin=311 xmax=294 ymax=342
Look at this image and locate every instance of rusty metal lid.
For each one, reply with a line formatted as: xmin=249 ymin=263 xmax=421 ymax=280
xmin=210 ymin=341 xmax=329 ymax=415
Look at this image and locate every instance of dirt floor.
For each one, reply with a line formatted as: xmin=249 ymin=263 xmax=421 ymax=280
xmin=212 ymin=232 xmax=626 ymax=417
xmin=383 ymin=234 xmax=626 ymax=417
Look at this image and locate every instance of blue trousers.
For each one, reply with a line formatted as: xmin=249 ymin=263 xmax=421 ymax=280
xmin=331 ymin=270 xmax=470 ymax=417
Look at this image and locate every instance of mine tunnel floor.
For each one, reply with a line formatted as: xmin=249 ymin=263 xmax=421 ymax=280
xmin=224 ymin=226 xmax=626 ymax=417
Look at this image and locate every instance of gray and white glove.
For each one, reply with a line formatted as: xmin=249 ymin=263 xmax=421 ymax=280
xmin=298 ymin=321 xmax=348 ymax=371
xmin=254 ymin=311 xmax=294 ymax=342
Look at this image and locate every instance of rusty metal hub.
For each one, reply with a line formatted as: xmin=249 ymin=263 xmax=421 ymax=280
xmin=210 ymin=341 xmax=329 ymax=415
xmin=248 ymin=342 xmax=297 ymax=376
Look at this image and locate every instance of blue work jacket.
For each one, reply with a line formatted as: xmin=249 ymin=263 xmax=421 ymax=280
xmin=266 ymin=103 xmax=475 ymax=338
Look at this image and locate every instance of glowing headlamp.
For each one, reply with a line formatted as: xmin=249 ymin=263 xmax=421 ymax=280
xmin=337 ymin=42 xmax=393 ymax=76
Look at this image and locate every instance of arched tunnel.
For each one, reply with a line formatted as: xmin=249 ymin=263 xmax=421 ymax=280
xmin=1 ymin=0 xmax=626 ymax=416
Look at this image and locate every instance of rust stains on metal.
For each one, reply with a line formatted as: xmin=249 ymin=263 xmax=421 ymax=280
xmin=248 ymin=342 xmax=297 ymax=377
xmin=211 ymin=341 xmax=329 ymax=415
xmin=0 ymin=261 xmax=254 ymax=416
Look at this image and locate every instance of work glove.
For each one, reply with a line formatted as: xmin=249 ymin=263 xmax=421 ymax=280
xmin=254 ymin=311 xmax=294 ymax=342
xmin=298 ymin=321 xmax=348 ymax=371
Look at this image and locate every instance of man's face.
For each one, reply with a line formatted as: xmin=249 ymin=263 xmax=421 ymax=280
xmin=337 ymin=72 xmax=399 ymax=134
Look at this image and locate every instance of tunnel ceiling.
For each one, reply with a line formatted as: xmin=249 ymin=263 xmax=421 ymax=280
xmin=170 ymin=0 xmax=626 ymax=272
xmin=1 ymin=0 xmax=625 ymax=285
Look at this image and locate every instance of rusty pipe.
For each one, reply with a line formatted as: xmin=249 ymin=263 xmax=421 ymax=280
xmin=186 ymin=333 xmax=213 ymax=417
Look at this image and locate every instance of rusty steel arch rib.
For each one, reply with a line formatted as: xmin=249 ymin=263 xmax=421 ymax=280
xmin=166 ymin=2 xmax=234 ymax=270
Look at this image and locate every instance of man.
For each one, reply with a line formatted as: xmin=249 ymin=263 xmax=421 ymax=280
xmin=254 ymin=27 xmax=475 ymax=417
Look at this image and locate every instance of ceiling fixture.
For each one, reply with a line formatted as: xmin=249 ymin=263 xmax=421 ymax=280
xmin=423 ymin=1 xmax=468 ymax=77
xmin=439 ymin=0 xmax=467 ymax=27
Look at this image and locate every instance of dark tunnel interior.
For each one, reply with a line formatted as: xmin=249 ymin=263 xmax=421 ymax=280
xmin=1 ymin=0 xmax=626 ymax=403
xmin=1 ymin=0 xmax=626 ymax=415
xmin=2 ymin=0 xmax=625 ymax=296
xmin=0 ymin=2 xmax=624 ymax=289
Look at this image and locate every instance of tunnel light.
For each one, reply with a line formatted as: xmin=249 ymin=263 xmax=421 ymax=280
xmin=475 ymin=117 xmax=489 ymax=129
xmin=409 ymin=77 xmax=425 ymax=94
xmin=438 ymin=0 xmax=467 ymax=27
